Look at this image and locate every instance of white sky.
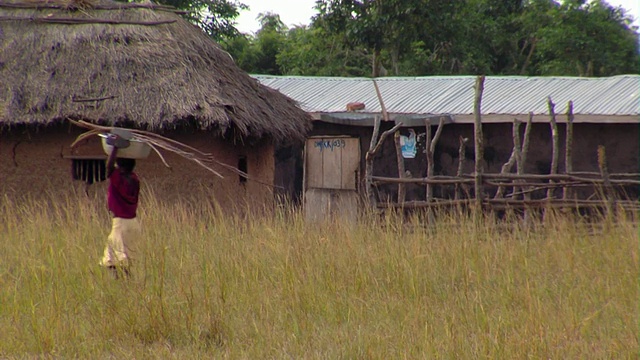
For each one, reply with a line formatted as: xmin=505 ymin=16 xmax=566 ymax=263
xmin=235 ymin=0 xmax=317 ymax=34
xmin=235 ymin=0 xmax=639 ymax=34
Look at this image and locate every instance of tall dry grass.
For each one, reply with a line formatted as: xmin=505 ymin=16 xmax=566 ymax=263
xmin=0 ymin=190 xmax=638 ymax=359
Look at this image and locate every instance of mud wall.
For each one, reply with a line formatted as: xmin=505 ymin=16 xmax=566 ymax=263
xmin=0 ymin=125 xmax=275 ymax=211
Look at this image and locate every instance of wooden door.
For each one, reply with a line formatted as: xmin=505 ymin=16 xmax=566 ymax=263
xmin=305 ymin=137 xmax=360 ymax=190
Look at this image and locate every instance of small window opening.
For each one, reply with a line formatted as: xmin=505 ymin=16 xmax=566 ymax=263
xmin=238 ymin=156 xmax=248 ymax=184
xmin=67 ymin=156 xmax=107 ymax=185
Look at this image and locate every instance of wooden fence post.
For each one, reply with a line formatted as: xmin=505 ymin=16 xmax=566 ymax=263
xmin=495 ymin=119 xmax=519 ymax=199
xmin=547 ymin=97 xmax=559 ymax=199
xmin=520 ymin=112 xmax=533 ymax=202
xmin=512 ymin=119 xmax=523 ymax=200
xmin=425 ymin=118 xmax=432 ymax=201
xmin=563 ymin=101 xmax=574 ymax=200
xmin=455 ymin=136 xmax=468 ymax=200
xmin=425 ymin=116 xmax=445 ymax=202
xmin=473 ymin=76 xmax=486 ymax=209
xmin=598 ymin=145 xmax=616 ymax=217
xmin=394 ymin=131 xmax=406 ymax=204
xmin=365 ymin=116 xmax=381 ymax=207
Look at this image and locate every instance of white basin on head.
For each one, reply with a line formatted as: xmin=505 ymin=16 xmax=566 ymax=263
xmin=99 ymin=133 xmax=151 ymax=159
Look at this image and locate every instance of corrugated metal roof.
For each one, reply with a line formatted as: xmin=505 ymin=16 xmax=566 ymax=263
xmin=254 ymin=75 xmax=640 ymax=117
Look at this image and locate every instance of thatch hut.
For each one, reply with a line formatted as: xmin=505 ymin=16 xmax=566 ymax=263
xmin=0 ymin=0 xmax=311 ymax=208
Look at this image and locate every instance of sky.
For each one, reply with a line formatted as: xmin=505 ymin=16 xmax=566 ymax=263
xmin=235 ymin=0 xmax=640 ymax=34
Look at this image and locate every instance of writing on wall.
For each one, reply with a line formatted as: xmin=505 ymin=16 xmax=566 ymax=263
xmin=314 ymin=139 xmax=347 ymax=152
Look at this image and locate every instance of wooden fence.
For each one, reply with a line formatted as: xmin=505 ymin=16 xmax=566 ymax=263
xmin=365 ymin=76 xmax=640 ymax=213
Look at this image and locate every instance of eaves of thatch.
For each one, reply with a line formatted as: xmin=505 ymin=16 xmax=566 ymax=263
xmin=0 ymin=0 xmax=311 ymax=142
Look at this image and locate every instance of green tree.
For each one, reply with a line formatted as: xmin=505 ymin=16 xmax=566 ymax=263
xmin=252 ymin=13 xmax=287 ymax=74
xmin=398 ymin=0 xmax=491 ymax=75
xmin=277 ymin=25 xmax=371 ymax=76
xmin=533 ymin=0 xmax=639 ymax=76
xmin=226 ymin=0 xmax=640 ymax=77
xmin=221 ymin=13 xmax=289 ymax=74
xmin=152 ymin=0 xmax=247 ymax=40
xmin=315 ymin=0 xmax=430 ymax=76
xmin=221 ymin=34 xmax=262 ymax=72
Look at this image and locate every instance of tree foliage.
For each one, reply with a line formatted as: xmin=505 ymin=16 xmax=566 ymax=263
xmin=534 ymin=1 xmax=640 ymax=75
xmin=314 ymin=0 xmax=439 ymax=76
xmin=151 ymin=0 xmax=247 ymax=40
xmin=222 ymin=13 xmax=288 ymax=74
xmin=220 ymin=0 xmax=639 ymax=77
xmin=277 ymin=25 xmax=371 ymax=76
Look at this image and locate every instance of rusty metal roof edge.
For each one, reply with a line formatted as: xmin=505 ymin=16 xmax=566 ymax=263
xmin=315 ymin=112 xmax=638 ymax=125
xmin=319 ymin=113 xmax=454 ymax=127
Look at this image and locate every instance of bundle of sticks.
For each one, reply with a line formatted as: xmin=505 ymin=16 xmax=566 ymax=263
xmin=69 ymin=119 xmax=269 ymax=186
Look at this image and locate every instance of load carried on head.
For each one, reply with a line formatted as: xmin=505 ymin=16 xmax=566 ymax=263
xmin=99 ymin=128 xmax=151 ymax=160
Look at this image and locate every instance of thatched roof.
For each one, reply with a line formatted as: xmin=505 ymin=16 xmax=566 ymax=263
xmin=0 ymin=0 xmax=311 ymax=141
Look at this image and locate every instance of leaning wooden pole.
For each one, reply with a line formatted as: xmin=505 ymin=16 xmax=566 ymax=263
xmin=373 ymin=81 xmax=389 ymax=123
xmin=514 ymin=112 xmax=534 ymax=205
xmin=563 ymin=101 xmax=574 ymax=200
xmin=366 ymin=122 xmax=403 ymax=206
xmin=494 ymin=119 xmax=519 ymax=199
xmin=473 ymin=76 xmax=486 ymax=208
xmin=373 ymin=80 xmax=405 ymax=204
xmin=546 ymin=97 xmax=559 ymax=199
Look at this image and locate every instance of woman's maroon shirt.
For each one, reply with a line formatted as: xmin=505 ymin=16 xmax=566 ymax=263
xmin=107 ymin=169 xmax=140 ymax=219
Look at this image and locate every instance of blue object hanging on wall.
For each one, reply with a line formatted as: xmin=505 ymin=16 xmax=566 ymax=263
xmin=400 ymin=129 xmax=417 ymax=159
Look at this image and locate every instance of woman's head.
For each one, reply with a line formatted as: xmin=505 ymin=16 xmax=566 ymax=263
xmin=116 ymin=158 xmax=136 ymax=173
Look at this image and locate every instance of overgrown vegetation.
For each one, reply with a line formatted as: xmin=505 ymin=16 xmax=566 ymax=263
xmin=0 ymin=192 xmax=637 ymax=358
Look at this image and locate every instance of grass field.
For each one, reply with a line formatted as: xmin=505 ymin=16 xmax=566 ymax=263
xmin=0 ymin=191 xmax=638 ymax=359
